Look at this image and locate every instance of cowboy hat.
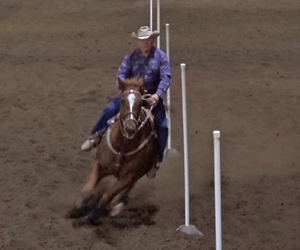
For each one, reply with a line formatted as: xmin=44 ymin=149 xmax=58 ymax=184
xmin=132 ymin=26 xmax=160 ymax=40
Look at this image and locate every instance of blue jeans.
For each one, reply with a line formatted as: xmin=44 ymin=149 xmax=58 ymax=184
xmin=91 ymin=96 xmax=121 ymax=135
xmin=91 ymin=96 xmax=168 ymax=163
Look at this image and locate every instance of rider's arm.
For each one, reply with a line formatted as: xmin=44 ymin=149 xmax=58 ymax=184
xmin=155 ymin=52 xmax=171 ymax=99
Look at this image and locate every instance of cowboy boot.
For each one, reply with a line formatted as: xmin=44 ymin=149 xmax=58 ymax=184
xmin=81 ymin=130 xmax=105 ymax=152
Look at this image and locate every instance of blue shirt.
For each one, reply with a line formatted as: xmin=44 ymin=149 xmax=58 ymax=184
xmin=116 ymin=47 xmax=171 ymax=98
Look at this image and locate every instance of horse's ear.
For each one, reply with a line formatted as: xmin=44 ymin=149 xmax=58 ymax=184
xmin=138 ymin=78 xmax=144 ymax=94
xmin=118 ymin=78 xmax=124 ymax=91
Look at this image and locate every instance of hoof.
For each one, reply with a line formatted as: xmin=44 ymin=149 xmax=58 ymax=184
xmin=87 ymin=216 xmax=102 ymax=226
xmin=65 ymin=205 xmax=94 ymax=219
xmin=110 ymin=202 xmax=125 ymax=217
xmin=87 ymin=208 xmax=102 ymax=226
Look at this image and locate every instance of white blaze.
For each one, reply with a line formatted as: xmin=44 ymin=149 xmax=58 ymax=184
xmin=127 ymin=93 xmax=136 ymax=119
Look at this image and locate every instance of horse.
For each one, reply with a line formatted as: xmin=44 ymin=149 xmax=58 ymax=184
xmin=66 ymin=77 xmax=158 ymax=225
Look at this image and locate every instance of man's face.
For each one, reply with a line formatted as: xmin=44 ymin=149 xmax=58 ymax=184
xmin=138 ymin=37 xmax=155 ymax=55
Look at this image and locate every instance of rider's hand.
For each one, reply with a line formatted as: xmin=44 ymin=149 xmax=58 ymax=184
xmin=150 ymin=94 xmax=159 ymax=107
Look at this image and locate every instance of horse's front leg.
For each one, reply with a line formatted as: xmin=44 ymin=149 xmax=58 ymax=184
xmin=81 ymin=161 xmax=106 ymax=201
xmin=66 ymin=161 xmax=107 ymax=219
xmin=87 ymin=176 xmax=135 ymax=225
xmin=110 ymin=188 xmax=130 ymax=217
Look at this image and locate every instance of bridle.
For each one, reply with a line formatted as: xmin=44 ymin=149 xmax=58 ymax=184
xmin=106 ymin=90 xmax=157 ymax=166
xmin=119 ymin=89 xmax=142 ymax=137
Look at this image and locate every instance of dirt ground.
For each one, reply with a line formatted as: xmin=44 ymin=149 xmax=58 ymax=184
xmin=1 ymin=0 xmax=300 ymax=249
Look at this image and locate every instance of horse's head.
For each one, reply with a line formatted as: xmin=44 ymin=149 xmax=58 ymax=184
xmin=118 ymin=78 xmax=144 ymax=139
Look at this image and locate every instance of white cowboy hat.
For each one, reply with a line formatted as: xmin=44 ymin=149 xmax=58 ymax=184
xmin=132 ymin=26 xmax=160 ymax=40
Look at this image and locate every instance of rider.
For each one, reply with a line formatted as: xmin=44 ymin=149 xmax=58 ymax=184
xmin=81 ymin=26 xmax=171 ymax=178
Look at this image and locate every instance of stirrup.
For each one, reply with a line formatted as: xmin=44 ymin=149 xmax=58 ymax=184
xmin=107 ymin=115 xmax=118 ymax=126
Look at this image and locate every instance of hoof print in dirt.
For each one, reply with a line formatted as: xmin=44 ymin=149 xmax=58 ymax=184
xmin=72 ymin=218 xmax=87 ymax=228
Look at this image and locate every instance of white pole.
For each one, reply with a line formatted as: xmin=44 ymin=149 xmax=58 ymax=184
xmin=181 ymin=63 xmax=189 ymax=226
xmin=150 ymin=0 xmax=153 ymax=30
xmin=166 ymin=24 xmax=170 ymax=60
xmin=213 ymin=131 xmax=222 ymax=250
xmin=157 ymin=0 xmax=160 ymax=48
xmin=176 ymin=64 xmax=202 ymax=236
xmin=166 ymin=23 xmax=171 ymax=149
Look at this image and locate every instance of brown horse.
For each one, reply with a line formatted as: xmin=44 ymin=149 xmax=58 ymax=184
xmin=66 ymin=78 xmax=158 ymax=225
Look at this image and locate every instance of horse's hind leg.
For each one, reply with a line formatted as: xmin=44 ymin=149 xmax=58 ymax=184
xmin=87 ymin=177 xmax=135 ymax=225
xmin=65 ymin=161 xmax=108 ymax=219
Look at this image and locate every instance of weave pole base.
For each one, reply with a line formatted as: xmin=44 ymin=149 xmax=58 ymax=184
xmin=176 ymin=225 xmax=203 ymax=237
xmin=164 ymin=148 xmax=179 ymax=158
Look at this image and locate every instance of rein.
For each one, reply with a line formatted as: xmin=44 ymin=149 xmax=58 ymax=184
xmin=106 ymin=126 xmax=156 ymax=157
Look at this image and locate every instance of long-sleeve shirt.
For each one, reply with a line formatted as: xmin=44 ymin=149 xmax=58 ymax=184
xmin=116 ymin=47 xmax=171 ymax=98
